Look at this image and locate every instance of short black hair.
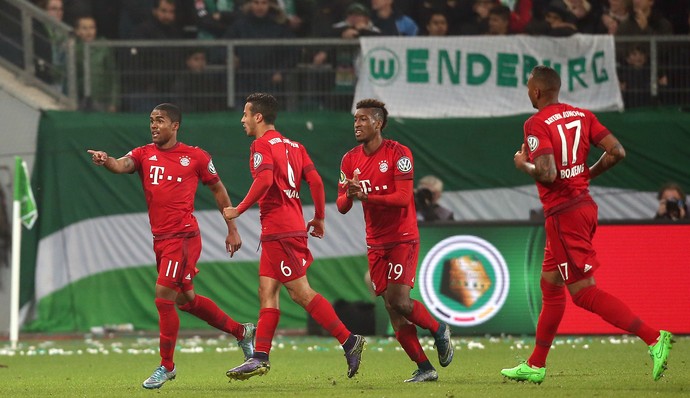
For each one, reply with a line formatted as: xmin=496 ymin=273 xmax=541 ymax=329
xmin=355 ymin=98 xmax=388 ymax=130
xmin=489 ymin=4 xmax=511 ymax=21
xmin=246 ymin=93 xmax=278 ymax=124
xmin=153 ymin=103 xmax=182 ymax=125
xmin=531 ymin=65 xmax=561 ymax=91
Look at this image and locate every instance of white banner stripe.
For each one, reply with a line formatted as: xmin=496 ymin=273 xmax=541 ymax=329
xmin=34 ymin=204 xmax=366 ymax=301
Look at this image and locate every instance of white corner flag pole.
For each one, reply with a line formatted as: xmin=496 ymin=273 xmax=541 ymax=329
xmin=10 ymin=157 xmax=38 ymax=350
xmin=10 ymin=198 xmax=22 ymax=349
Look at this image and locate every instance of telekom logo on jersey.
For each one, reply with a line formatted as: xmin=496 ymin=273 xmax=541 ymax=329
xmin=149 ymin=165 xmax=183 ymax=185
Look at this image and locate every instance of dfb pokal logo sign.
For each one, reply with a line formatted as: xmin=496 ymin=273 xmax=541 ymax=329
xmin=419 ymin=235 xmax=509 ymax=327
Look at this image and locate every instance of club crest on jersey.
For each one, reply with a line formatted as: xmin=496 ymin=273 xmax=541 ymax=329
xmin=253 ymin=153 xmax=263 ymax=169
xmin=527 ymin=135 xmax=539 ymax=152
xmin=180 ymin=156 xmax=191 ymax=167
xmin=208 ymin=159 xmax=217 ymax=174
xmin=396 ymin=156 xmax=412 ymax=173
xmin=379 ymin=160 xmax=389 ymax=173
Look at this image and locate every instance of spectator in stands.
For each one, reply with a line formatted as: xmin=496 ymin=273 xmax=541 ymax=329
xmin=487 ymin=4 xmax=512 ymax=34
xmin=601 ymin=0 xmax=632 ymax=34
xmin=617 ymin=43 xmax=669 ymax=108
xmin=424 ymin=11 xmax=449 ymax=36
xmin=171 ymin=49 xmax=226 ymax=112
xmin=654 ymin=182 xmax=689 ymax=220
xmin=274 ymin=0 xmax=311 ymax=36
xmin=412 ymin=0 xmax=469 ymax=35
xmin=370 ymin=0 xmax=419 ymax=35
xmin=307 ymin=3 xmax=380 ymax=110
xmin=122 ymin=0 xmax=185 ymax=112
xmin=35 ymin=0 xmax=67 ymax=90
xmin=223 ymin=0 xmax=297 ymax=106
xmin=503 ymin=0 xmax=533 ymax=33
xmin=460 ymin=0 xmax=494 ymax=35
xmin=617 ymin=0 xmax=672 ymax=36
xmin=176 ymin=0 xmax=240 ymax=39
xmin=527 ymin=0 xmax=578 ymax=36
xmin=415 ymin=175 xmax=455 ymax=222
xmin=330 ymin=2 xmax=381 ymax=38
xmin=129 ymin=0 xmax=184 ymax=39
xmin=564 ymin=0 xmax=606 ymax=33
xmin=617 ymin=45 xmax=655 ymax=108
xmin=74 ymin=15 xmax=119 ymax=112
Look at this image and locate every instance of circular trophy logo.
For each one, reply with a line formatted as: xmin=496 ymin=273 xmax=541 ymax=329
xmin=418 ymin=235 xmax=509 ymax=327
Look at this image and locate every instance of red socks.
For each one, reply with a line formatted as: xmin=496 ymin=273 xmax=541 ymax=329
xmin=255 ymin=308 xmax=281 ymax=355
xmin=179 ymin=295 xmax=243 ymax=339
xmin=572 ymin=285 xmax=659 ymax=345
xmin=305 ymin=294 xmax=350 ymax=344
xmin=395 ymin=323 xmax=429 ymax=364
xmin=155 ymin=298 xmax=178 ymax=371
xmin=528 ymin=279 xmax=566 ymax=368
xmin=405 ymin=300 xmax=441 ymax=333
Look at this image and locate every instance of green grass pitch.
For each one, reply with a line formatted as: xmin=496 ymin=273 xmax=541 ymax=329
xmin=0 ymin=334 xmax=686 ymax=397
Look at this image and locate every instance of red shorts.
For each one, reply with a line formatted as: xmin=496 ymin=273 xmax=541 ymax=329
xmin=543 ymin=202 xmax=600 ymax=284
xmin=260 ymin=236 xmax=313 ymax=283
xmin=154 ymin=234 xmax=201 ymax=292
xmin=367 ymin=241 xmax=419 ymax=296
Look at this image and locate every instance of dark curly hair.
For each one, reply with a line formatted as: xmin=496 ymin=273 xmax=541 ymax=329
xmin=355 ymin=98 xmax=388 ymax=131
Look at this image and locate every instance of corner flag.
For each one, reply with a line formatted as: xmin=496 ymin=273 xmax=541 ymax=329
xmin=14 ymin=157 xmax=37 ymax=229
xmin=10 ymin=156 xmax=38 ymax=349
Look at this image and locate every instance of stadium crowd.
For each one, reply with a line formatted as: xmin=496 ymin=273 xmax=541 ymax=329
xmin=8 ymin=0 xmax=690 ymax=111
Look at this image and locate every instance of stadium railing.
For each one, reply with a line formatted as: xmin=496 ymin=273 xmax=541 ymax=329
xmin=0 ymin=0 xmax=77 ymax=108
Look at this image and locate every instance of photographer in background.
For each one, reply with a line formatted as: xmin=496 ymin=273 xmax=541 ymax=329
xmin=415 ymin=175 xmax=454 ymax=222
xmin=654 ymin=182 xmax=689 ymax=221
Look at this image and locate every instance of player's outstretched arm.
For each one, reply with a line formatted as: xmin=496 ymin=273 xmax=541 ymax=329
xmin=87 ymin=149 xmax=135 ymax=174
xmin=209 ymin=180 xmax=242 ymax=257
xmin=589 ymin=134 xmax=625 ymax=179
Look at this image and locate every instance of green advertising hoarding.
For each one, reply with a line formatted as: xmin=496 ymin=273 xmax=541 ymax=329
xmin=412 ymin=223 xmax=545 ymax=335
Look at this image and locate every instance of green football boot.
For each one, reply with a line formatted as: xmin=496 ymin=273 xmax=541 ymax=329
xmin=649 ymin=330 xmax=673 ymax=381
xmin=501 ymin=362 xmax=546 ymax=384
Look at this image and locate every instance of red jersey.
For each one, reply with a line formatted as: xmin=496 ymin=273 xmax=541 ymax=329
xmin=126 ymin=142 xmax=219 ymax=237
xmin=250 ymin=130 xmax=315 ymax=241
xmin=339 ymin=139 xmax=419 ymax=247
xmin=524 ymin=103 xmax=610 ymax=214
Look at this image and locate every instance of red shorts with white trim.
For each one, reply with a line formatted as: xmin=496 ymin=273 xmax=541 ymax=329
xmin=154 ymin=234 xmax=201 ymax=292
xmin=543 ymin=202 xmax=600 ymax=284
xmin=260 ymin=237 xmax=313 ymax=283
xmin=367 ymin=241 xmax=419 ymax=296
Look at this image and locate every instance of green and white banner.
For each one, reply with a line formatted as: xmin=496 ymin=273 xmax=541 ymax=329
xmin=355 ymin=35 xmax=623 ymax=118
xmin=18 ymin=109 xmax=690 ymax=332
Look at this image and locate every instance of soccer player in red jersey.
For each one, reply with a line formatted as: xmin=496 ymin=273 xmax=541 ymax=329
xmin=336 ymin=98 xmax=454 ymax=383
xmin=88 ymin=103 xmax=255 ymax=389
xmin=223 ymin=93 xmax=365 ymax=380
xmin=501 ymin=66 xmax=673 ymax=383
